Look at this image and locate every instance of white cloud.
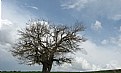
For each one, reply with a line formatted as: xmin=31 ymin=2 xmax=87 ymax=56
xmin=2 ymin=1 xmax=37 ymax=28
xmin=23 ymin=3 xmax=38 ymax=10
xmin=52 ymin=56 xmax=101 ymax=72
xmin=70 ymin=57 xmax=99 ymax=71
xmin=101 ymin=40 xmax=108 ymax=45
xmin=111 ymin=14 xmax=121 ymax=21
xmin=52 ymin=40 xmax=121 ymax=71
xmin=61 ymin=0 xmax=121 ymax=24
xmin=0 ymin=19 xmax=16 ymax=45
xmin=105 ymin=60 xmax=121 ymax=70
xmin=61 ymin=0 xmax=95 ymax=11
xmin=101 ymin=35 xmax=121 ymax=48
xmin=110 ymin=36 xmax=121 ymax=47
xmin=101 ymin=36 xmax=121 ymax=48
xmin=0 ymin=1 xmax=41 ymax=71
xmin=74 ymin=57 xmax=100 ymax=71
xmin=91 ymin=20 xmax=102 ymax=31
xmin=0 ymin=19 xmax=42 ymax=71
xmin=0 ymin=19 xmax=13 ymax=29
xmin=26 ymin=6 xmax=38 ymax=10
xmin=79 ymin=40 xmax=121 ymax=70
xmin=80 ymin=48 xmax=88 ymax=55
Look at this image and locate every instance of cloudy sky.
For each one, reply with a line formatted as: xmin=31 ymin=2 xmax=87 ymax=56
xmin=1 ymin=0 xmax=121 ymax=72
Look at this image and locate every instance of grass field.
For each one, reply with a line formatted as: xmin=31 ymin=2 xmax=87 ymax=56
xmin=0 ymin=69 xmax=121 ymax=73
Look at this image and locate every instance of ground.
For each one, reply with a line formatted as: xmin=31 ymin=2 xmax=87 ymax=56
xmin=0 ymin=69 xmax=121 ymax=73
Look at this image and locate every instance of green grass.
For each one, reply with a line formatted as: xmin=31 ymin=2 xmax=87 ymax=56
xmin=0 ymin=69 xmax=121 ymax=73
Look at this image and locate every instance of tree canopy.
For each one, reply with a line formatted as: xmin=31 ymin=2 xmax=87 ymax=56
xmin=11 ymin=20 xmax=86 ymax=73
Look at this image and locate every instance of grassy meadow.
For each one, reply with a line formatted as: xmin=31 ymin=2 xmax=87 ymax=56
xmin=0 ymin=69 xmax=121 ymax=73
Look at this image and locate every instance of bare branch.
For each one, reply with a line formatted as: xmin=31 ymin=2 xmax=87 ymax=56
xmin=11 ymin=19 xmax=86 ymax=72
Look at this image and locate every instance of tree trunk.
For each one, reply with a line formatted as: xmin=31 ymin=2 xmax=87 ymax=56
xmin=47 ymin=61 xmax=53 ymax=72
xmin=42 ymin=63 xmax=47 ymax=73
xmin=42 ymin=61 xmax=53 ymax=73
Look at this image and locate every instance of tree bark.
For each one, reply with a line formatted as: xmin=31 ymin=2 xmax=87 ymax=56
xmin=42 ymin=63 xmax=47 ymax=73
xmin=48 ymin=61 xmax=53 ymax=72
xmin=42 ymin=61 xmax=53 ymax=73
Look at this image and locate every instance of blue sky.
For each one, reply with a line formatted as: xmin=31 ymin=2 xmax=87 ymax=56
xmin=1 ymin=0 xmax=121 ymax=72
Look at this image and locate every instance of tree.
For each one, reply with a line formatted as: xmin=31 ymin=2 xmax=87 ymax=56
xmin=11 ymin=20 xmax=86 ymax=73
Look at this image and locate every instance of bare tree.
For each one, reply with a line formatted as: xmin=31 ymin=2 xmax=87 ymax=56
xmin=11 ymin=20 xmax=86 ymax=73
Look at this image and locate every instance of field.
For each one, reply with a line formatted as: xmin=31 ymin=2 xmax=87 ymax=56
xmin=0 ymin=69 xmax=121 ymax=73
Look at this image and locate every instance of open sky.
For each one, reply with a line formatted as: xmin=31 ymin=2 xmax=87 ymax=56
xmin=1 ymin=0 xmax=121 ymax=72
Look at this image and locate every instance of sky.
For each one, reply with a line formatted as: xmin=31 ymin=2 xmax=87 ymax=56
xmin=1 ymin=0 xmax=121 ymax=72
